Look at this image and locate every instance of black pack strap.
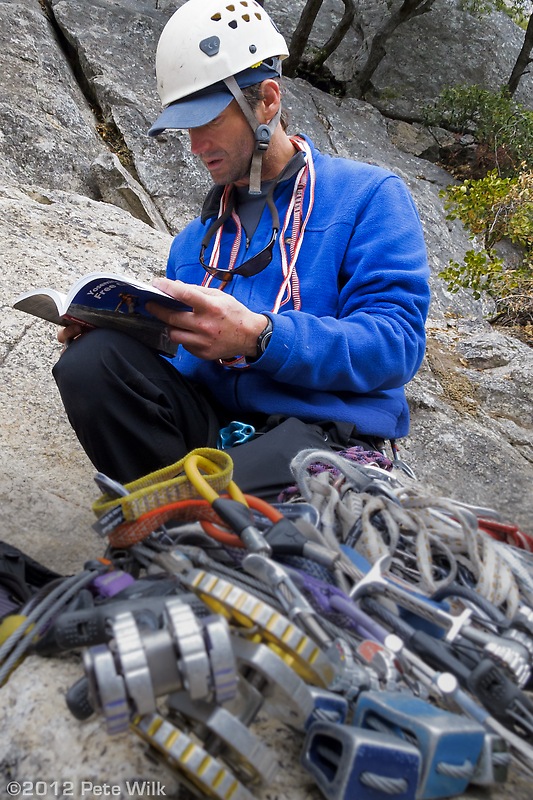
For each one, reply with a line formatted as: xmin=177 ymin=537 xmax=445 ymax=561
xmin=0 ymin=541 xmax=62 ymax=618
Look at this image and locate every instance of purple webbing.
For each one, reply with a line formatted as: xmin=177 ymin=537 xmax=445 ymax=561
xmin=292 ymin=568 xmax=389 ymax=643
xmin=279 ymin=446 xmax=393 ymax=501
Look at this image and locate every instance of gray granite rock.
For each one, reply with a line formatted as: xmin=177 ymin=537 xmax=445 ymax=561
xmin=268 ymin=0 xmax=533 ymax=118
xmin=0 ymin=1 xmax=104 ymax=196
xmin=1 ymin=186 xmax=172 ymax=574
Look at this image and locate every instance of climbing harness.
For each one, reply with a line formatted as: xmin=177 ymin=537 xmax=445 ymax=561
xmin=2 ymin=445 xmax=533 ymax=798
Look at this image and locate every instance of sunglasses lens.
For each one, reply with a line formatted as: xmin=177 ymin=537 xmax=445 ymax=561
xmin=200 ymin=230 xmax=276 ymax=280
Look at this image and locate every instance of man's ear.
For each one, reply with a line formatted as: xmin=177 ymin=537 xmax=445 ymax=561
xmin=259 ymin=79 xmax=281 ymax=122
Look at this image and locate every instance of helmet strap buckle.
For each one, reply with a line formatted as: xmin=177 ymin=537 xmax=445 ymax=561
xmin=254 ymin=123 xmax=271 ymax=150
xmin=223 ymin=75 xmax=281 ymax=194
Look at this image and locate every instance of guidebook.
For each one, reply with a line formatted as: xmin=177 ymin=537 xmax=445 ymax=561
xmin=12 ymin=272 xmax=190 ymax=357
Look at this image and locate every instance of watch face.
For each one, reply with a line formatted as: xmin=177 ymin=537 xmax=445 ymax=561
xmin=258 ymin=320 xmax=273 ymax=353
xmin=261 ymin=330 xmax=273 ymax=352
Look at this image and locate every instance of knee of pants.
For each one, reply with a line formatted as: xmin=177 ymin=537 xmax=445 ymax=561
xmin=53 ymin=329 xmax=114 ymax=391
xmin=51 ymin=329 xmax=147 ymax=420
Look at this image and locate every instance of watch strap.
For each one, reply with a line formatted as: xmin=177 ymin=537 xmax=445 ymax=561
xmin=256 ymin=317 xmax=273 ymax=359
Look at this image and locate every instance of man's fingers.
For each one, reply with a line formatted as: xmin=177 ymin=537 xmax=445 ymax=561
xmin=152 ymin=277 xmax=219 ymax=309
xmin=57 ymin=323 xmax=85 ymax=343
xmin=148 ymin=304 xmax=196 ymax=332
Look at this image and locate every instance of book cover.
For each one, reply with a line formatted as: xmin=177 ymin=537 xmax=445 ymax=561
xmin=13 ymin=272 xmax=189 ymax=357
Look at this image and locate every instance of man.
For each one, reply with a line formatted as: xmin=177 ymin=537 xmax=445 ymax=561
xmin=53 ymin=0 xmax=431 ymax=499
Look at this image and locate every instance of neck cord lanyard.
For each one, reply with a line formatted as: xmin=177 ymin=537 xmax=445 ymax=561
xmin=201 ymin=136 xmax=316 ymax=313
xmin=201 ymin=184 xmax=242 ymax=282
xmin=274 ymin=136 xmax=315 ymax=312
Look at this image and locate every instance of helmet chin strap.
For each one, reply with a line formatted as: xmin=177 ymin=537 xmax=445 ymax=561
xmin=223 ymin=75 xmax=281 ymax=195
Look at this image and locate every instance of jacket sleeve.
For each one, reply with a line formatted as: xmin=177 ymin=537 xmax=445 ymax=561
xmin=254 ymin=175 xmax=431 ymax=393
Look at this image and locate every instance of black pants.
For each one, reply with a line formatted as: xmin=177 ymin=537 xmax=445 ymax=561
xmin=53 ymin=330 xmax=380 ymax=500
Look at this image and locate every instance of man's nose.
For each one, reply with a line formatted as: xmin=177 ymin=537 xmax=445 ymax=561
xmin=188 ymin=126 xmax=210 ymax=155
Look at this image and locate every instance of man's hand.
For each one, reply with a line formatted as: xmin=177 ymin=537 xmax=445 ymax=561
xmin=57 ymin=321 xmax=88 ymax=346
xmin=148 ymin=277 xmax=269 ymax=361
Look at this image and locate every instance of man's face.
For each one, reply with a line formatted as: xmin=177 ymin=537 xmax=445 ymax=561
xmin=188 ymin=100 xmax=256 ymax=186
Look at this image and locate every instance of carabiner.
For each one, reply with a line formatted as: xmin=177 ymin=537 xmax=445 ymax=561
xmin=217 ymin=421 xmax=256 ymax=449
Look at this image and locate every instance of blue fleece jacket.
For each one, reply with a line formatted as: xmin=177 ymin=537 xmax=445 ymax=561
xmin=165 ymin=136 xmax=430 ymax=439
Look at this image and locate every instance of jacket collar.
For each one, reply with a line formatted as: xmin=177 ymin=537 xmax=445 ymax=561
xmin=200 ymin=150 xmax=306 ymax=224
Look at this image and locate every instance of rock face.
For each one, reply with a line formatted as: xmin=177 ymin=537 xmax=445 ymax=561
xmin=276 ymin=0 xmax=533 ymax=117
xmin=365 ymin=0 xmax=533 ymax=118
xmin=1 ymin=1 xmax=533 ymax=798
xmin=0 ymin=0 xmax=102 ymax=195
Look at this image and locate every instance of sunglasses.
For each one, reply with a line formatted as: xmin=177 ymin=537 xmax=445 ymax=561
xmin=200 ymin=225 xmax=278 ymax=282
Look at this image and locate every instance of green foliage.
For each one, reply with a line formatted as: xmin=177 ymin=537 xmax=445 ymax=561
xmin=424 ymin=85 xmax=533 ymax=174
xmin=424 ymin=85 xmax=533 ymax=329
xmin=443 ymin=171 xmax=518 ymax=246
xmin=439 ymin=251 xmax=504 ymax=300
xmin=439 ymin=169 xmax=533 ymax=321
xmin=460 ymin=0 xmax=530 ymax=28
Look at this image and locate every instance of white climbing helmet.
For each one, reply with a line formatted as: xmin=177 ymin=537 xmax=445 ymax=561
xmin=149 ymin=0 xmax=289 ymax=192
xmin=148 ymin=0 xmax=288 ymax=136
xmin=154 ymin=0 xmax=288 ymax=108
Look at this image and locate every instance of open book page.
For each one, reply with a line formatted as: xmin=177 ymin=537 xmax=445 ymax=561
xmin=13 ymin=288 xmax=68 ymax=325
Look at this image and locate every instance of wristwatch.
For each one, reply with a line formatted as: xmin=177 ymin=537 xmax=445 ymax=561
xmin=256 ymin=317 xmax=273 ymax=358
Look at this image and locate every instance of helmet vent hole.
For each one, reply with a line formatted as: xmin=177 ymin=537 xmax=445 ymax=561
xmin=228 ymin=19 xmax=238 ymax=28
xmin=242 ymin=13 xmax=250 ymax=21
xmin=226 ymin=4 xmax=235 ymax=10
xmin=211 ymin=12 xmax=221 ymax=20
xmin=254 ymin=12 xmax=261 ymax=19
